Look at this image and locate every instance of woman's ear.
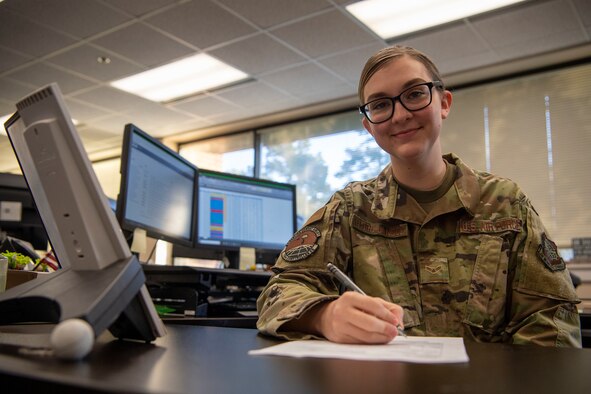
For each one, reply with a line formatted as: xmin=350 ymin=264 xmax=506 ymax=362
xmin=440 ymin=90 xmax=453 ymax=120
xmin=362 ymin=117 xmax=375 ymax=137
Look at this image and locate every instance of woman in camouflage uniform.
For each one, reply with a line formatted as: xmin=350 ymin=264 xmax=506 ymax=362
xmin=256 ymin=45 xmax=581 ymax=347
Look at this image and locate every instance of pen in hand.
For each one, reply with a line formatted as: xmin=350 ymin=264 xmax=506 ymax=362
xmin=326 ymin=263 xmax=406 ymax=337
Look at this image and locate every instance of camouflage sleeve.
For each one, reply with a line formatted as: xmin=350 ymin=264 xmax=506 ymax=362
xmin=256 ymin=192 xmax=351 ymax=340
xmin=507 ymin=196 xmax=581 ymax=347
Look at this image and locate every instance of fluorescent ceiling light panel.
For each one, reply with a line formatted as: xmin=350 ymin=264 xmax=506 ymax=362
xmin=111 ymin=53 xmax=249 ymax=102
xmin=346 ymin=0 xmax=526 ymax=39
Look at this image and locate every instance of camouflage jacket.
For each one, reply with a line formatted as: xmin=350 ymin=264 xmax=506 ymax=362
xmin=257 ymin=154 xmax=581 ymax=347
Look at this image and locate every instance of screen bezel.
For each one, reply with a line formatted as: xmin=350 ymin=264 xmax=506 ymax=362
xmin=195 ymin=168 xmax=297 ymax=254
xmin=116 ymin=123 xmax=197 ymax=247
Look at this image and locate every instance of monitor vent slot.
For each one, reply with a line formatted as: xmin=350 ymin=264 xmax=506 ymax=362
xmin=16 ymin=87 xmax=54 ymax=111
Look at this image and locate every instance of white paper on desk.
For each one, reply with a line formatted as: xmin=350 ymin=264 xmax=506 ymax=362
xmin=249 ymin=336 xmax=469 ymax=364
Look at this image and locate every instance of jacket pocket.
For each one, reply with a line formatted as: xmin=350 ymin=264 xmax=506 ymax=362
xmin=463 ymin=234 xmax=509 ymax=333
xmin=351 ymin=216 xmax=421 ymax=328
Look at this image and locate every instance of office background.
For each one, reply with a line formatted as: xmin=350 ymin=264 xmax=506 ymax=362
xmin=0 ymin=0 xmax=590 ymax=251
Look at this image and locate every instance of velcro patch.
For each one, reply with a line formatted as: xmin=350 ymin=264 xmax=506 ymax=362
xmin=458 ymin=218 xmax=522 ymax=234
xmin=281 ymin=226 xmax=321 ymax=262
xmin=352 ymin=215 xmax=407 ymax=238
xmin=419 ymin=257 xmax=449 ymax=284
xmin=537 ymin=233 xmax=565 ymax=272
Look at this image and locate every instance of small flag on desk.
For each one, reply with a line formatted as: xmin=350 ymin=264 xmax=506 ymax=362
xmin=36 ymin=250 xmax=59 ymax=271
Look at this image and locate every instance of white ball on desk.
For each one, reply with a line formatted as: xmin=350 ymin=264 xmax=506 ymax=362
xmin=50 ymin=319 xmax=95 ymax=361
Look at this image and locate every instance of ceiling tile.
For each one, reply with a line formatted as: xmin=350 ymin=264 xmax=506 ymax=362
xmin=318 ymin=43 xmax=385 ymax=85
xmin=574 ymin=0 xmax=591 ymax=27
xmin=145 ymin=1 xmax=256 ymax=49
xmin=204 ymin=108 xmax=262 ymax=124
xmin=218 ymin=0 xmax=331 ymax=29
xmin=47 ymin=44 xmax=144 ymax=82
xmin=4 ymin=0 xmax=131 ymax=39
xmin=393 ymin=23 xmax=500 ymax=75
xmin=92 ymin=23 xmax=195 ymax=68
xmin=0 ymin=78 xmax=36 ymax=102
xmin=250 ymin=99 xmax=305 ymax=117
xmin=473 ymin=0 xmax=584 ymax=49
xmin=172 ymin=118 xmax=215 ymax=134
xmin=214 ymin=80 xmax=294 ymax=108
xmin=437 ymin=51 xmax=501 ymax=77
xmin=0 ymin=100 xmax=15 ymax=116
xmin=209 ymin=34 xmax=306 ymax=75
xmin=72 ymin=86 xmax=154 ymax=112
xmin=102 ymin=0 xmax=179 ymax=17
xmin=6 ymin=62 xmax=95 ymax=94
xmin=64 ymin=98 xmax=111 ymax=122
xmin=121 ymin=103 xmax=195 ymax=130
xmin=89 ymin=114 xmax=136 ymax=134
xmin=0 ymin=47 xmax=33 ymax=74
xmin=172 ymin=95 xmax=241 ymax=118
xmin=258 ymin=63 xmax=349 ymax=98
xmin=298 ymin=82 xmax=356 ymax=105
xmin=0 ymin=9 xmax=76 ymax=57
xmin=493 ymin=30 xmax=586 ymax=60
xmin=271 ymin=10 xmax=378 ymax=58
xmin=76 ymin=126 xmax=122 ymax=142
xmin=76 ymin=126 xmax=123 ymax=150
xmin=394 ymin=24 xmax=488 ymax=63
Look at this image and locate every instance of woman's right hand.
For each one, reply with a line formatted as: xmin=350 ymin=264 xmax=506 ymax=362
xmin=284 ymin=291 xmax=404 ymax=344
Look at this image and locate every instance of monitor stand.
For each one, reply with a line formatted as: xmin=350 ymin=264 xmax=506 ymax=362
xmin=0 ymin=255 xmax=159 ymax=342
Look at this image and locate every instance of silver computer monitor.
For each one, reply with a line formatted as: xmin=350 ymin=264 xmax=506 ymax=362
xmin=1 ymin=83 xmax=165 ymax=341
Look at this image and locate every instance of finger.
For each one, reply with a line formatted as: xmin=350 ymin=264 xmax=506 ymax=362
xmin=347 ymin=307 xmax=397 ymax=338
xmin=355 ymin=297 xmax=399 ymax=326
xmin=339 ymin=292 xmax=392 ymax=319
xmin=380 ymin=300 xmax=405 ymax=328
xmin=337 ymin=322 xmax=396 ymax=344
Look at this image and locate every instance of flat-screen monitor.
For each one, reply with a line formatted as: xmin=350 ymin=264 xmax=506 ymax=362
xmin=0 ymin=172 xmax=49 ymax=250
xmin=116 ymin=124 xmax=197 ymax=247
xmin=194 ymin=169 xmax=296 ymax=260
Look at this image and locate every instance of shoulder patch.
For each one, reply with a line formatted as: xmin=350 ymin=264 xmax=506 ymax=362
xmin=537 ymin=233 xmax=565 ymax=272
xmin=281 ymin=226 xmax=321 ymax=262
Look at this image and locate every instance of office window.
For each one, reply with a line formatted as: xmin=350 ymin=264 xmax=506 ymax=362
xmin=443 ymin=62 xmax=591 ymax=245
xmin=259 ymin=111 xmax=388 ymax=223
xmin=179 ymin=132 xmax=254 ymax=176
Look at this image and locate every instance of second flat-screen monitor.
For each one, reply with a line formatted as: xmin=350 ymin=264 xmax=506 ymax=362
xmin=117 ymin=124 xmax=297 ymax=264
xmin=196 ymin=170 xmax=296 ymax=253
xmin=117 ymin=124 xmax=197 ymax=247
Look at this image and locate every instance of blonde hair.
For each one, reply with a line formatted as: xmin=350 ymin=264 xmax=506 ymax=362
xmin=358 ymin=45 xmax=444 ymax=104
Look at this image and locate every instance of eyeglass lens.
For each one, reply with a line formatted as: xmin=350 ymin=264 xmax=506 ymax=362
xmin=363 ymin=83 xmax=434 ymax=124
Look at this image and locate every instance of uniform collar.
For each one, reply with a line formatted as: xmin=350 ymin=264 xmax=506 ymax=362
xmin=370 ymin=153 xmax=480 ymax=221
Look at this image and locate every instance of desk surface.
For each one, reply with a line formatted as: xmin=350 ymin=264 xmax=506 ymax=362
xmin=1 ymin=325 xmax=590 ymax=394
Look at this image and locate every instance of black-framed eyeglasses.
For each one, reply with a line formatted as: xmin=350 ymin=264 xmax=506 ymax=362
xmin=359 ymin=81 xmax=443 ymax=124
